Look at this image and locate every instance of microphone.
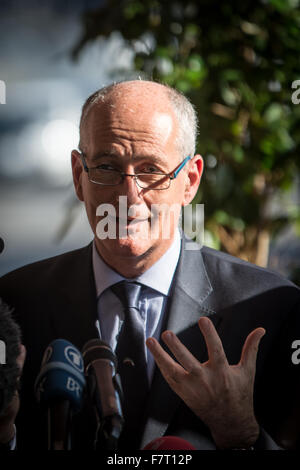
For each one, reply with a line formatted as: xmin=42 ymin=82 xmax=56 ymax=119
xmin=34 ymin=339 xmax=86 ymax=450
xmin=0 ymin=237 xmax=4 ymax=254
xmin=82 ymin=339 xmax=123 ymax=451
xmin=143 ymin=436 xmax=196 ymax=450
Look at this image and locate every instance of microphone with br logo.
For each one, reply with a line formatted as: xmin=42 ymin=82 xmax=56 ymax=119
xmin=34 ymin=339 xmax=86 ymax=450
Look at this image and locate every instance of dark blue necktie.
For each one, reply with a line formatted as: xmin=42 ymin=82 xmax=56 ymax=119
xmin=111 ymin=281 xmax=149 ymax=445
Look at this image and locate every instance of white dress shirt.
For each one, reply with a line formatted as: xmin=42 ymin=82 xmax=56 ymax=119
xmin=92 ymin=230 xmax=181 ymax=383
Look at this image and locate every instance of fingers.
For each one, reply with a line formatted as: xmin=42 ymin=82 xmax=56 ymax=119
xmin=147 ymin=318 xmax=265 ymax=379
xmin=239 ymin=328 xmax=265 ymax=372
xmin=198 ymin=317 xmax=228 ymax=367
xmin=160 ymin=331 xmax=200 ymax=373
xmin=148 ymin=317 xmax=228 ymax=372
xmin=146 ymin=337 xmax=185 ymax=380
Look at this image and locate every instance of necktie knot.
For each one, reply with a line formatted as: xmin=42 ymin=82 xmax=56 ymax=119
xmin=111 ymin=281 xmax=142 ymax=310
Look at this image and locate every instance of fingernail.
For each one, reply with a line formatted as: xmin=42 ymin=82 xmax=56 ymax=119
xmin=163 ymin=331 xmax=173 ymax=341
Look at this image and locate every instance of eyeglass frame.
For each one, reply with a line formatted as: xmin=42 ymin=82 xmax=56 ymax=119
xmin=79 ymin=152 xmax=191 ymax=190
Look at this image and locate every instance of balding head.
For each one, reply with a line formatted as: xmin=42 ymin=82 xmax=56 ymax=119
xmin=79 ymin=80 xmax=198 ymax=160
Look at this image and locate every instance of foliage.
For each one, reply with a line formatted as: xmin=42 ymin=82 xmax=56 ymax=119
xmin=72 ymin=0 xmax=300 ymax=267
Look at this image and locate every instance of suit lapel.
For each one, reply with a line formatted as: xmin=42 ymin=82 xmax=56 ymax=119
xmin=141 ymin=237 xmax=218 ymax=448
xmin=53 ymin=243 xmax=99 ymax=349
xmin=166 ymin=237 xmax=214 ymax=333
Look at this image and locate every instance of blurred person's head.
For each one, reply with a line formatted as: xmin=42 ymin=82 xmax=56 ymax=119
xmin=71 ymin=80 xmax=203 ymax=277
xmin=0 ymin=299 xmax=22 ymax=416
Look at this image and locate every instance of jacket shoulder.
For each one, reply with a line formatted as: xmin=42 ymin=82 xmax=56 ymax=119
xmin=198 ymin=245 xmax=300 ymax=310
xmin=201 ymin=245 xmax=297 ymax=288
xmin=0 ymin=243 xmax=92 ymax=294
xmin=195 ymin=245 xmax=300 ymax=316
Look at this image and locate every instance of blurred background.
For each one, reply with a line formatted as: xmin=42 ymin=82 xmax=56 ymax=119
xmin=0 ymin=0 xmax=299 ymax=285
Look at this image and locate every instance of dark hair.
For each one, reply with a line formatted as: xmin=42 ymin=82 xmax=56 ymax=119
xmin=0 ymin=299 xmax=21 ymax=416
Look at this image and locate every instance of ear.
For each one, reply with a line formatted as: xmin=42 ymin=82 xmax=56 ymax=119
xmin=71 ymin=149 xmax=84 ymax=201
xmin=183 ymin=154 xmax=204 ymax=206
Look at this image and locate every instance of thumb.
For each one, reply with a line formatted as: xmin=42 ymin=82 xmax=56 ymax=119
xmin=240 ymin=327 xmax=265 ymax=372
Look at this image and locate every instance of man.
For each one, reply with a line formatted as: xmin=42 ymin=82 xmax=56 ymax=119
xmin=0 ymin=80 xmax=299 ymax=450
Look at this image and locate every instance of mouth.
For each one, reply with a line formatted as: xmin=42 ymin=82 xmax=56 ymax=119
xmin=117 ymin=216 xmax=150 ymax=224
xmin=103 ymin=214 xmax=150 ymax=224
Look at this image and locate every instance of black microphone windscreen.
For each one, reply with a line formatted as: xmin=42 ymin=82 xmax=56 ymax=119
xmin=0 ymin=238 xmax=4 ymax=254
xmin=82 ymin=339 xmax=117 ymax=370
xmin=81 ymin=338 xmax=123 ymax=450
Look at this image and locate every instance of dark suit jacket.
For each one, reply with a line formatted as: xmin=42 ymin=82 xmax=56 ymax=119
xmin=1 ymin=237 xmax=300 ymax=450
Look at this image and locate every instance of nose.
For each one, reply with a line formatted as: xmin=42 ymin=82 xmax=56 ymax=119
xmin=121 ymin=173 xmax=143 ymax=205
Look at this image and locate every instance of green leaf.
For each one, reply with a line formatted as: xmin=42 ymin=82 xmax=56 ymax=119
xmin=263 ymin=103 xmax=284 ymax=124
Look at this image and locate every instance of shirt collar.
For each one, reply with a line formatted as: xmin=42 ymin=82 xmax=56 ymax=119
xmin=92 ymin=229 xmax=181 ymax=298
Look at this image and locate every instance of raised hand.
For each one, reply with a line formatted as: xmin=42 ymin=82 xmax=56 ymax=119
xmin=146 ymin=316 xmax=265 ymax=449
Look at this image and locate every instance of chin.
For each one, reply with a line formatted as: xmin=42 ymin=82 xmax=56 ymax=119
xmin=94 ymin=219 xmax=175 ymax=266
xmin=100 ymin=236 xmax=155 ymax=261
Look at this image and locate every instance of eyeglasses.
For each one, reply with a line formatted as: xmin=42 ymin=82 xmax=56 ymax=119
xmin=80 ymin=153 xmax=191 ymax=190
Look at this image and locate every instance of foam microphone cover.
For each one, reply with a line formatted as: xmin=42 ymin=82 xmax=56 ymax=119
xmin=82 ymin=338 xmax=117 ymax=369
xmin=82 ymin=338 xmax=122 ymax=418
xmin=35 ymin=339 xmax=86 ymax=412
xmin=143 ymin=436 xmax=196 ymax=450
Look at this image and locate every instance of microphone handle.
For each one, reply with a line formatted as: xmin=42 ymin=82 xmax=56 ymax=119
xmin=95 ymin=414 xmax=123 ymax=451
xmin=86 ymin=363 xmax=123 ymax=451
xmin=48 ymin=399 xmax=71 ymax=450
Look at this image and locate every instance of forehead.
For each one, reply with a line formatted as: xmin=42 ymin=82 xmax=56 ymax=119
xmin=81 ymin=85 xmax=179 ymax=159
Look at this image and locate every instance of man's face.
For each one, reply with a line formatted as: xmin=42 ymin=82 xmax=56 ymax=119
xmin=72 ymin=83 xmax=202 ymax=275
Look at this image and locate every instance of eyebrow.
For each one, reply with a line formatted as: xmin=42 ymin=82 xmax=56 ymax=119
xmin=90 ymin=152 xmax=167 ymax=166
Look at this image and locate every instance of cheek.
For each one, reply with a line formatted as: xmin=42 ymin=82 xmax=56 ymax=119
xmin=145 ymin=181 xmax=185 ymax=204
xmin=81 ymin=185 xmax=115 ymax=229
xmin=146 ymin=190 xmax=183 ymax=228
xmin=82 ymin=183 xmax=118 ymax=208
xmin=159 ymin=183 xmax=186 ymax=207
xmin=144 ymin=183 xmax=185 ymax=213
